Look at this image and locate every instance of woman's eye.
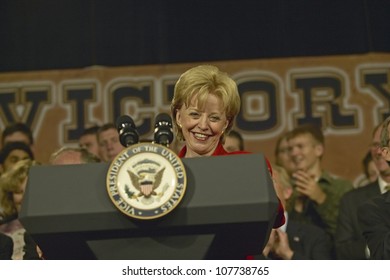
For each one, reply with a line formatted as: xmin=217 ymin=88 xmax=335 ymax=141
xmin=210 ymin=116 xmax=220 ymax=122
xmin=189 ymin=112 xmax=200 ymax=118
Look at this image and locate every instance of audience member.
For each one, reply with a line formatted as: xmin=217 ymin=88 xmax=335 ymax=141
xmin=363 ymin=150 xmax=379 ymax=185
xmin=97 ymin=123 xmax=125 ymax=162
xmin=274 ymin=133 xmax=295 ymax=176
xmin=0 ymin=159 xmax=42 ymax=259
xmin=0 ymin=232 xmax=13 ymax=259
xmin=50 ymin=146 xmax=100 ymax=165
xmin=0 ymin=142 xmax=35 ymax=225
xmin=1 ymin=122 xmax=34 ymax=153
xmin=335 ymin=124 xmax=388 ymax=259
xmin=223 ymin=129 xmax=244 ymax=152
xmin=171 ymin=65 xmax=285 ymax=259
xmin=357 ymin=117 xmax=390 ymax=259
xmin=262 ymin=165 xmax=333 ymax=259
xmin=358 ymin=192 xmax=390 ymax=259
xmin=78 ymin=125 xmax=101 ymax=159
xmin=286 ymin=124 xmax=353 ymax=242
xmin=354 ymin=150 xmax=379 ymax=187
xmin=0 ymin=159 xmax=36 ymax=221
xmin=0 ymin=141 xmax=34 ymax=174
xmin=362 ymin=150 xmax=379 ymax=184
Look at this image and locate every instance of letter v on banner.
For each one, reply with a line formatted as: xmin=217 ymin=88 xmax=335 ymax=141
xmin=0 ymin=85 xmax=51 ymax=130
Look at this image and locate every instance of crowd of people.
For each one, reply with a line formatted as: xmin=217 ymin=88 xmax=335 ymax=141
xmin=0 ymin=64 xmax=389 ymax=260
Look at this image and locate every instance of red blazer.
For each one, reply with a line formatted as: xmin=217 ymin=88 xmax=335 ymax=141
xmin=178 ymin=142 xmax=285 ymax=228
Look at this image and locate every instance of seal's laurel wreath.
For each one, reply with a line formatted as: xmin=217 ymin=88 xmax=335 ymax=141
xmin=106 ymin=143 xmax=187 ymax=220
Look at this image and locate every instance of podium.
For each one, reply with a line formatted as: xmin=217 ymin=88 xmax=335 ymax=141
xmin=19 ymin=153 xmax=279 ymax=260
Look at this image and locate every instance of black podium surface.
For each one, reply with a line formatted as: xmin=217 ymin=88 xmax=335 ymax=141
xmin=19 ymin=153 xmax=279 ymax=259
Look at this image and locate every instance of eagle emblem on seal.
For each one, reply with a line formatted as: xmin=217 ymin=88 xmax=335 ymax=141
xmin=127 ymin=159 xmax=165 ymax=198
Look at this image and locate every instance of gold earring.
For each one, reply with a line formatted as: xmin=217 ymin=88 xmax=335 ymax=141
xmin=178 ymin=123 xmax=182 ymax=128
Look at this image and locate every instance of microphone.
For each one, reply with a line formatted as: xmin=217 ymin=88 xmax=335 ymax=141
xmin=154 ymin=113 xmax=174 ymax=147
xmin=116 ymin=115 xmax=139 ymax=147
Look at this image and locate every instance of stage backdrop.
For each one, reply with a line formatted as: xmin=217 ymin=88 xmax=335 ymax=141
xmin=0 ymin=53 xmax=390 ymax=185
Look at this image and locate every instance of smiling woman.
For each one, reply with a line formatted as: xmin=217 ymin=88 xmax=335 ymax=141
xmin=170 ymin=65 xmax=286 ymax=258
xmin=171 ymin=65 xmax=240 ymax=158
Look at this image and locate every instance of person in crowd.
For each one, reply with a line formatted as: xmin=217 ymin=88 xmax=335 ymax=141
xmin=97 ymin=123 xmax=125 ymax=162
xmin=358 ymin=117 xmax=390 ymax=259
xmin=358 ymin=191 xmax=390 ymax=259
xmin=362 ymin=150 xmax=379 ymax=184
xmin=78 ymin=125 xmax=101 ymax=159
xmin=0 ymin=142 xmax=34 ymax=225
xmin=0 ymin=159 xmax=36 ymax=221
xmin=0 ymin=159 xmax=42 ymax=259
xmin=356 ymin=150 xmax=379 ymax=187
xmin=336 ymin=124 xmax=389 ymax=259
xmin=50 ymin=146 xmax=100 ymax=165
xmin=0 ymin=141 xmax=34 ymax=175
xmin=0 ymin=232 xmax=13 ymax=259
xmin=1 ymin=122 xmax=35 ymax=154
xmin=223 ymin=129 xmax=244 ymax=152
xmin=262 ymin=165 xmax=333 ymax=259
xmin=170 ymin=65 xmax=285 ymax=258
xmin=274 ymin=133 xmax=296 ymax=176
xmin=286 ymin=124 xmax=353 ymax=242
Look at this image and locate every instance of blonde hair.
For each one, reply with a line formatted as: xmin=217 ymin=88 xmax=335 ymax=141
xmin=0 ymin=159 xmax=37 ymax=217
xmin=272 ymin=165 xmax=294 ymax=211
xmin=171 ymin=65 xmax=241 ymax=141
xmin=273 ymin=165 xmax=292 ymax=190
xmin=49 ymin=146 xmax=100 ymax=164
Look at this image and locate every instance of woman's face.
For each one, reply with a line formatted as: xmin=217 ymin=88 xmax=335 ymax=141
xmin=176 ymin=94 xmax=228 ymax=157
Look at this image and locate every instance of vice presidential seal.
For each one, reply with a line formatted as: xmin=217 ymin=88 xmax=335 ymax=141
xmin=106 ymin=143 xmax=187 ymax=220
